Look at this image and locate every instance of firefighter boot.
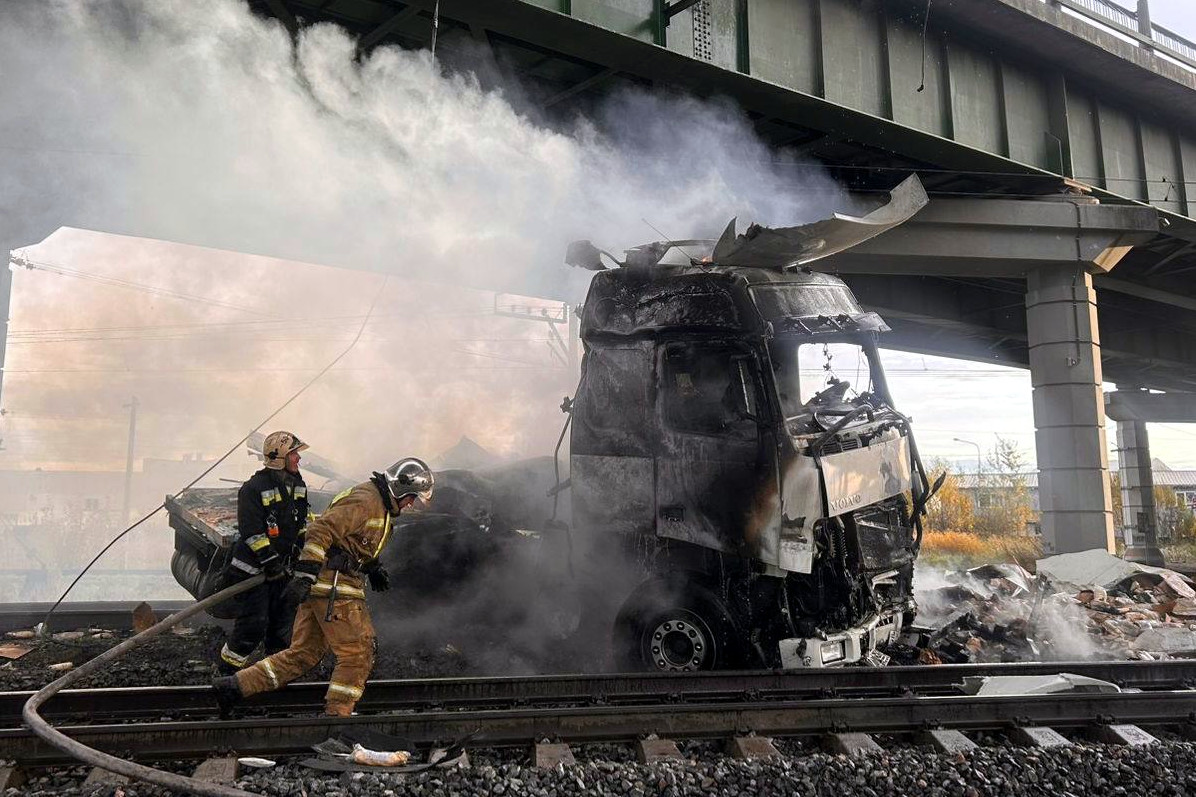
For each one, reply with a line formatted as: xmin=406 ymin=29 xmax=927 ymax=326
xmin=212 ymin=675 xmax=243 ymax=718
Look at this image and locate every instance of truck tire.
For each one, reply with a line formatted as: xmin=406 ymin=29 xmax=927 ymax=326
xmin=613 ymin=580 xmax=742 ymax=672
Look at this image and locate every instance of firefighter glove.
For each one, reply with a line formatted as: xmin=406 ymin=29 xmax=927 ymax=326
xmin=283 ymin=561 xmax=319 ymax=606
xmin=282 ymin=574 xmax=314 ymax=607
xmin=261 ymin=555 xmax=287 ymax=582
xmin=363 ymin=560 xmax=390 ymax=592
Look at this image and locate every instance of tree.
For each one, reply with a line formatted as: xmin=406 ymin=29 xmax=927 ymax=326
xmin=924 ymin=457 xmax=976 ymax=533
xmin=973 ymin=436 xmax=1036 ymax=536
xmin=1153 ymin=486 xmax=1196 ymax=542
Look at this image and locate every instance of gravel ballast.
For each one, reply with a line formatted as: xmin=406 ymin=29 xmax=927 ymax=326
xmin=6 ymin=740 xmax=1196 ymax=796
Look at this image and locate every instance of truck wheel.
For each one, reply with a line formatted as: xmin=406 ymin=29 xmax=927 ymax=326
xmin=613 ymin=581 xmax=741 ymax=672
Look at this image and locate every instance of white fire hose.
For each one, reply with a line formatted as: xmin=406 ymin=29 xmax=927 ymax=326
xmin=22 ymin=575 xmax=267 ymax=797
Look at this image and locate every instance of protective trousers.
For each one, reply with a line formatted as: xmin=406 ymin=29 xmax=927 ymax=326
xmin=218 ymin=578 xmax=296 ymax=673
xmin=235 ymin=596 xmax=376 ymax=716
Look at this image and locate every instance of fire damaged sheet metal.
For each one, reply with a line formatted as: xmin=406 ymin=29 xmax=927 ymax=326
xmin=572 ymin=454 xmax=654 ymax=539
xmin=820 ymin=436 xmax=913 ymax=516
xmin=773 ymin=436 xmax=914 ymax=574
xmin=711 ymin=175 xmax=928 ymax=269
xmin=580 ymin=271 xmax=757 ymax=339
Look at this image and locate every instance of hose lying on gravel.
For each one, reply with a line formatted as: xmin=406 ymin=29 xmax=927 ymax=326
xmin=23 ymin=575 xmax=268 ymax=797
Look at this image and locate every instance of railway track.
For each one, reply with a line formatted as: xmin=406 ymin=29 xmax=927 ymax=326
xmin=5 ymin=661 xmax=1196 ymax=765
xmin=4 ymin=659 xmax=1196 ymax=725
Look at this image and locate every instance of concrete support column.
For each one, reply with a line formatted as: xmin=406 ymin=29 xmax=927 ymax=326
xmin=1026 ymin=266 xmax=1114 ymax=554
xmin=0 ymin=256 xmax=11 ymax=414
xmin=1117 ymin=419 xmax=1165 ymax=565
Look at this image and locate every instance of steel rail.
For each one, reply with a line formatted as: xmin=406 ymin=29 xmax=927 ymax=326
xmin=3 ymin=689 xmax=1196 ymax=765
xmin=5 ymin=659 xmax=1196 ymax=726
xmin=0 ymin=600 xmax=195 ymax=634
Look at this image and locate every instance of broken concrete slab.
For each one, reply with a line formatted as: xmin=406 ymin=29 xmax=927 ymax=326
xmin=917 ymin=729 xmax=978 ymax=753
xmin=1036 ymin=549 xmax=1194 ymax=598
xmin=1010 ymin=727 xmax=1072 ymax=748
xmin=1092 ymin=724 xmax=1158 ymax=746
xmin=1133 ymin=626 xmax=1196 ymax=653
xmin=192 ymin=758 xmax=239 ymax=784
xmin=83 ymin=768 xmax=129 ymax=788
xmin=532 ymin=742 xmax=575 ymax=769
xmin=961 ymin=673 xmax=1120 ymax=696
xmin=822 ymin=732 xmax=883 ymax=755
xmin=635 ymin=738 xmax=682 ymax=763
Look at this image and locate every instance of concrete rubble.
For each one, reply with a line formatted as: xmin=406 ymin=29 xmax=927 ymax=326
xmin=896 ymin=549 xmax=1196 ymax=663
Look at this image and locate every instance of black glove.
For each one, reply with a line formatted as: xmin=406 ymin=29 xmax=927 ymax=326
xmin=282 ymin=573 xmax=314 ymax=606
xmin=363 ymin=560 xmax=390 ymax=593
xmin=282 ymin=561 xmax=320 ymax=606
xmin=261 ymin=555 xmax=287 ymax=582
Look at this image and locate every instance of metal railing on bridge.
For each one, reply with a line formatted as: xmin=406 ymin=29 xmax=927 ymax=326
xmin=1047 ymin=0 xmax=1196 ymax=73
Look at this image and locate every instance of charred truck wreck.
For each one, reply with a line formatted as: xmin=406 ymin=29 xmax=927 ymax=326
xmin=567 ymin=176 xmax=939 ymax=670
xmin=170 ymin=177 xmax=939 ymax=672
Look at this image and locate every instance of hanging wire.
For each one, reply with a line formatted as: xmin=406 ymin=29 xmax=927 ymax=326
xmin=36 ymin=275 xmax=392 ymax=634
xmin=916 ymin=0 xmax=933 ymax=93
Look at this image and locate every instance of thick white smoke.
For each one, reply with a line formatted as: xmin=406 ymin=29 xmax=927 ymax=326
xmin=0 ymin=0 xmax=842 ymax=473
xmin=1 ymin=0 xmax=839 ymax=297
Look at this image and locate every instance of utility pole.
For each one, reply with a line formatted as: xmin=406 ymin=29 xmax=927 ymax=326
xmin=121 ymin=397 xmax=139 ymax=525
xmin=954 ymin=437 xmax=984 ymax=511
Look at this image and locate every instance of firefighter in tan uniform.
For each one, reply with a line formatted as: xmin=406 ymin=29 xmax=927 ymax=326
xmin=212 ymin=458 xmax=434 ymax=717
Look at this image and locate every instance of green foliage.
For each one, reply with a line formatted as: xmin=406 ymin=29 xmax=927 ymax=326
xmin=924 ymin=457 xmax=975 ymax=534
xmin=1154 ymin=485 xmax=1196 ymax=542
xmin=971 ymin=436 xmax=1036 ymax=537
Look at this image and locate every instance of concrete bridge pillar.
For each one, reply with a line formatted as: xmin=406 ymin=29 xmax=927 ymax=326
xmin=1115 ymin=419 xmax=1165 ymax=566
xmin=1026 ymin=265 xmax=1115 ymax=555
xmin=0 ymin=259 xmax=10 ymax=414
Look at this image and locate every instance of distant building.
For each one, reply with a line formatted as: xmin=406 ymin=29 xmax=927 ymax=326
xmin=0 ymin=455 xmax=221 ymax=601
xmin=955 ymin=459 xmax=1196 ymax=539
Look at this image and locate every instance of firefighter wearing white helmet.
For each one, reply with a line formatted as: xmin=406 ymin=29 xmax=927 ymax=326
xmin=214 ymin=457 xmax=433 ymax=717
xmin=216 ymin=430 xmax=311 ymax=675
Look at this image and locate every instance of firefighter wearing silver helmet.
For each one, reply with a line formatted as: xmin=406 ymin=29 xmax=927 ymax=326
xmin=214 ymin=457 xmax=433 ymax=717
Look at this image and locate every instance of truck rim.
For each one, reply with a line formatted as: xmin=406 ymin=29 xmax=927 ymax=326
xmin=646 ymin=610 xmax=712 ymax=671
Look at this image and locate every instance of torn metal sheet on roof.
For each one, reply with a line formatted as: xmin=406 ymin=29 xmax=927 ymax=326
xmin=711 ymin=175 xmax=928 ymax=269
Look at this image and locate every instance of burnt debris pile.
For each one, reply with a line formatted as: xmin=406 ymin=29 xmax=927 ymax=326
xmin=896 ymin=550 xmax=1196 ymax=664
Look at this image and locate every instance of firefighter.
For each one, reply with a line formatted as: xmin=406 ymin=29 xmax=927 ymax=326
xmin=212 ymin=457 xmax=434 ymax=717
xmin=215 ymin=430 xmax=311 ymax=674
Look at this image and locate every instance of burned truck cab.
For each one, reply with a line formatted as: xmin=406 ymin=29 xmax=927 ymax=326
xmin=567 ymin=177 xmax=933 ymax=670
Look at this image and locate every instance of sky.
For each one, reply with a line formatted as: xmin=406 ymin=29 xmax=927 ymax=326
xmin=1114 ymin=0 xmax=1196 ymax=37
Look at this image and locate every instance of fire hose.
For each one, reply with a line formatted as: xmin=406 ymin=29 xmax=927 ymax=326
xmin=22 ymin=575 xmax=268 ymax=797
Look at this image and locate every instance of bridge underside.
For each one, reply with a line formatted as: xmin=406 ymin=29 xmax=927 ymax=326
xmin=250 ymin=0 xmax=1196 ymax=393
